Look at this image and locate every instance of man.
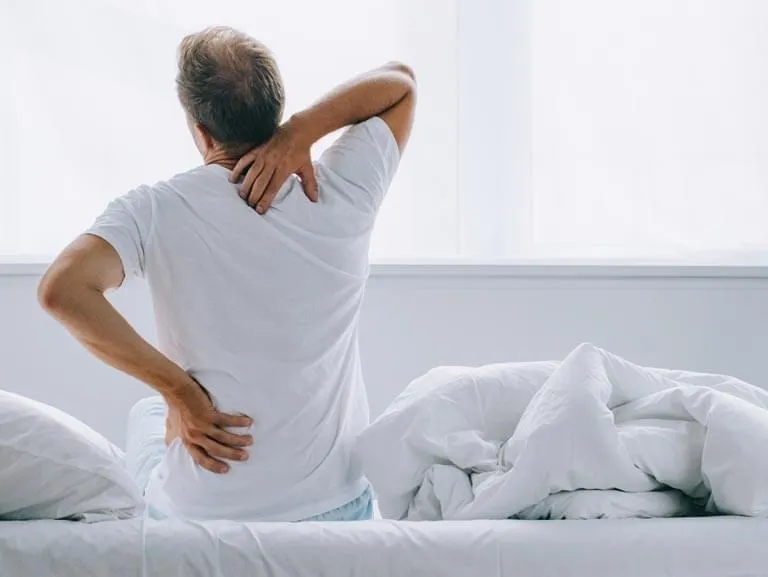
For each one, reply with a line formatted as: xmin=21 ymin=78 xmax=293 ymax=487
xmin=38 ymin=26 xmax=415 ymax=522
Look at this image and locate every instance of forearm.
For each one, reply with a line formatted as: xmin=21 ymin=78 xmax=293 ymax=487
xmin=292 ymin=62 xmax=416 ymax=144
xmin=44 ymin=286 xmax=192 ymax=398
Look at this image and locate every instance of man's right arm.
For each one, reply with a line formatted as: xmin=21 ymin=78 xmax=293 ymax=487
xmin=232 ymin=62 xmax=416 ymax=211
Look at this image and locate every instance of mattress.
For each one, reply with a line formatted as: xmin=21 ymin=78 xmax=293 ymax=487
xmin=2 ymin=516 xmax=768 ymax=577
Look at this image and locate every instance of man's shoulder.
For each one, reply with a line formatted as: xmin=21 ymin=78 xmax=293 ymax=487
xmin=312 ymin=117 xmax=399 ymax=217
xmin=106 ymin=168 xmax=198 ymax=224
xmin=317 ymin=117 xmax=398 ymax=169
xmin=124 ymin=165 xmax=222 ymax=205
xmin=154 ymin=164 xmax=210 ymax=193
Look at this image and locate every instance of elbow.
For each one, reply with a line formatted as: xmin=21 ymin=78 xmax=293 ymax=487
xmin=386 ymin=61 xmax=417 ymax=85
xmin=37 ymin=268 xmax=73 ymax=315
xmin=37 ymin=272 xmax=62 ymax=314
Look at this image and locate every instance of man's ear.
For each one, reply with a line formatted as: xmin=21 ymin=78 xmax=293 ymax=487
xmin=193 ymin=123 xmax=217 ymax=154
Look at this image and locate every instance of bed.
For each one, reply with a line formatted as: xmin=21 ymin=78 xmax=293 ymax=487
xmin=2 ymin=516 xmax=768 ymax=577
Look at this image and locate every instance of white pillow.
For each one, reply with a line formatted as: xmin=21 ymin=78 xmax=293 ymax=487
xmin=0 ymin=390 xmax=143 ymax=521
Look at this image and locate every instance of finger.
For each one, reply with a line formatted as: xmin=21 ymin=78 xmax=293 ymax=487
xmin=201 ymin=436 xmax=249 ymax=462
xmin=297 ymin=165 xmax=319 ymax=202
xmin=188 ymin=444 xmax=229 ymax=474
xmin=248 ymin=166 xmax=277 ymax=211
xmin=230 ymin=152 xmax=259 ymax=183
xmin=214 ymin=412 xmax=253 ymax=428
xmin=208 ymin=426 xmax=253 ymax=447
xmin=241 ymin=161 xmax=266 ymax=200
xmin=255 ymin=170 xmax=289 ymax=214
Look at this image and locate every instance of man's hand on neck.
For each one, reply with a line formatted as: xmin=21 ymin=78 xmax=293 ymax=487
xmin=229 ymin=61 xmax=415 ymax=213
xmin=229 ymin=118 xmax=319 ymax=213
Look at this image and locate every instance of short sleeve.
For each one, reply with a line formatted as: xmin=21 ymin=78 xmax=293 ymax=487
xmin=85 ymin=186 xmax=154 ymax=281
xmin=318 ymin=116 xmax=400 ymax=213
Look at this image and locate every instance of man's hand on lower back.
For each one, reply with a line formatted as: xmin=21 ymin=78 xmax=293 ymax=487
xmin=165 ymin=379 xmax=253 ymax=474
xmin=230 ymin=116 xmax=319 ymax=214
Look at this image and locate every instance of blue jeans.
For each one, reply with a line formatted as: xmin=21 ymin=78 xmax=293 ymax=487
xmin=125 ymin=396 xmax=373 ymax=522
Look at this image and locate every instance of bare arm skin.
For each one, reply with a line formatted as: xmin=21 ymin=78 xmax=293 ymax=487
xmin=291 ymin=60 xmax=416 ymax=152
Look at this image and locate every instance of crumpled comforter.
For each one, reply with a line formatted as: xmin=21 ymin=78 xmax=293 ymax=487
xmin=356 ymin=344 xmax=768 ymax=520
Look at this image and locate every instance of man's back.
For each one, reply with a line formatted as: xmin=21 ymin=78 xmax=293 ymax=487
xmin=88 ymin=117 xmax=399 ymax=520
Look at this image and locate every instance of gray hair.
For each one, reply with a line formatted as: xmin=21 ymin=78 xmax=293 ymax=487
xmin=176 ymin=26 xmax=285 ymax=154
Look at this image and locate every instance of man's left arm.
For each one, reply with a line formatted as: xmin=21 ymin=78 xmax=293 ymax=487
xmin=39 ymin=228 xmax=252 ymax=474
xmin=39 ymin=234 xmax=195 ymax=401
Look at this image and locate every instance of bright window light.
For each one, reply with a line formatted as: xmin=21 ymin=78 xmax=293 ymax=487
xmin=1 ymin=0 xmax=458 ymax=258
xmin=530 ymin=0 xmax=768 ymax=258
xmin=5 ymin=0 xmax=768 ymax=262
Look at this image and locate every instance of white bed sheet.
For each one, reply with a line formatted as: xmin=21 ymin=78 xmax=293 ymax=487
xmin=2 ymin=516 xmax=768 ymax=577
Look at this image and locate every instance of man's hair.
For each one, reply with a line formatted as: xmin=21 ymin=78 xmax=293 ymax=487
xmin=176 ymin=27 xmax=284 ymax=154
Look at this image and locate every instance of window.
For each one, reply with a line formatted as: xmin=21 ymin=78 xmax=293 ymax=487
xmin=1 ymin=0 xmax=458 ymax=258
xmin=458 ymin=0 xmax=768 ymax=260
xmin=528 ymin=0 xmax=768 ymax=259
xmin=4 ymin=0 xmax=768 ymax=262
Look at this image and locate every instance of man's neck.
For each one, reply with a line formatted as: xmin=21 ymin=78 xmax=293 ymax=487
xmin=203 ymin=150 xmax=237 ymax=171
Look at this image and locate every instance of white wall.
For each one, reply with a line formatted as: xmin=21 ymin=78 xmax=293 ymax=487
xmin=2 ymin=267 xmax=767 ymax=447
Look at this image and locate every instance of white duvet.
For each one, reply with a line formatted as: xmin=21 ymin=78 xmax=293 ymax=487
xmin=357 ymin=344 xmax=768 ymax=521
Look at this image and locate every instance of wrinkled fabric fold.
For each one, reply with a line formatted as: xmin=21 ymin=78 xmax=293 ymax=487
xmin=358 ymin=344 xmax=768 ymax=520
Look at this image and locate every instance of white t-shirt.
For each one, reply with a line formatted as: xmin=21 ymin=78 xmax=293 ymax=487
xmin=87 ymin=117 xmax=399 ymax=522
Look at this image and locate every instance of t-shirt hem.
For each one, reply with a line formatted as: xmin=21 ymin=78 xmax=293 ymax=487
xmin=84 ymin=229 xmax=139 ymax=283
xmin=368 ymin=116 xmax=401 ymax=164
xmin=291 ymin=478 xmax=371 ymax=522
xmin=152 ymin=477 xmax=371 ymax=523
xmin=366 ymin=116 xmax=400 ymax=209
